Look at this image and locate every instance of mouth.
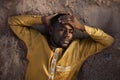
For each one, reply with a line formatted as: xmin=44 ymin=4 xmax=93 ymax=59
xmin=62 ymin=39 xmax=70 ymax=44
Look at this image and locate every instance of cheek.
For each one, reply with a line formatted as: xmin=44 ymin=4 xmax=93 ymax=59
xmin=68 ymin=34 xmax=73 ymax=41
xmin=70 ymin=34 xmax=73 ymax=39
xmin=53 ymin=31 xmax=63 ymax=41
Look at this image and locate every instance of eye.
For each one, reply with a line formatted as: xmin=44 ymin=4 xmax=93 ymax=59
xmin=69 ymin=29 xmax=74 ymax=34
xmin=59 ymin=28 xmax=66 ymax=32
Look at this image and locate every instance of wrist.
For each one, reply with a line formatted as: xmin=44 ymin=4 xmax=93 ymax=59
xmin=78 ymin=25 xmax=85 ymax=32
xmin=41 ymin=16 xmax=46 ymax=25
xmin=81 ymin=25 xmax=85 ymax=32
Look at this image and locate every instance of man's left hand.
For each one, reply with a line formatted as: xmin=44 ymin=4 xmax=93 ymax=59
xmin=58 ymin=14 xmax=85 ymax=32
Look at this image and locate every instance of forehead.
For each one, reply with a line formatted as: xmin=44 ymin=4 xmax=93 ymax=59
xmin=55 ymin=22 xmax=73 ymax=30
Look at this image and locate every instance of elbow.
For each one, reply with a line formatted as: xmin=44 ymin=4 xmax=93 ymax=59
xmin=110 ymin=36 xmax=114 ymax=45
xmin=106 ymin=36 xmax=115 ymax=47
xmin=8 ymin=16 xmax=18 ymax=26
xmin=8 ymin=17 xmax=13 ymax=25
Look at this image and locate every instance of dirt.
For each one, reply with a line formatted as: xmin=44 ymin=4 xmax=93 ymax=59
xmin=0 ymin=0 xmax=120 ymax=80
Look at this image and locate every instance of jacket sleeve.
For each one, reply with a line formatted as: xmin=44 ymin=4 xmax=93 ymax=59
xmin=80 ymin=25 xmax=114 ymax=58
xmin=8 ymin=15 xmax=43 ymax=47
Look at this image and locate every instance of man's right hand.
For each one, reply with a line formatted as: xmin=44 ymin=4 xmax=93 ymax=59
xmin=42 ymin=13 xmax=58 ymax=26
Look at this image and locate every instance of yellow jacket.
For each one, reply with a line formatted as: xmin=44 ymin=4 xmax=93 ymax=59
xmin=8 ymin=15 xmax=114 ymax=80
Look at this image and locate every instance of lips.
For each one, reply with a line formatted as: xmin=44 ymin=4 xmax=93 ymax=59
xmin=62 ymin=39 xmax=70 ymax=44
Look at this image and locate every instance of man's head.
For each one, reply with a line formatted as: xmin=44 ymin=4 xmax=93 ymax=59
xmin=49 ymin=13 xmax=74 ymax=49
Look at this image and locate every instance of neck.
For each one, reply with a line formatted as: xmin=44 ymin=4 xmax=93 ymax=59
xmin=50 ymin=39 xmax=61 ymax=48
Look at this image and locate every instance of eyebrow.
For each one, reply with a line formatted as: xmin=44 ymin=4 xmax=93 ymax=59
xmin=56 ymin=22 xmax=74 ymax=30
xmin=64 ymin=23 xmax=74 ymax=30
xmin=58 ymin=26 xmax=73 ymax=30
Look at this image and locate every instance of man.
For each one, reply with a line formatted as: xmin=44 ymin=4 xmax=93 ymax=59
xmin=8 ymin=13 xmax=114 ymax=80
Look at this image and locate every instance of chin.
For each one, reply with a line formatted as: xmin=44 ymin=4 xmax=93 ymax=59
xmin=61 ymin=44 xmax=69 ymax=48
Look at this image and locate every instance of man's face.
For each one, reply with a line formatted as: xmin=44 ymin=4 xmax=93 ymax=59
xmin=51 ymin=22 xmax=74 ymax=48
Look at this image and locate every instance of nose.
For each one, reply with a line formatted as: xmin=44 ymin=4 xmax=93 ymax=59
xmin=64 ymin=30 xmax=71 ymax=37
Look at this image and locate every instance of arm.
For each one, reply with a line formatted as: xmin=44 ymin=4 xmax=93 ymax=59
xmin=8 ymin=14 xmax=58 ymax=47
xmin=8 ymin=15 xmax=42 ymax=26
xmin=81 ymin=25 xmax=114 ymax=57
xmin=58 ymin=14 xmax=114 ymax=57
xmin=8 ymin=15 xmax=43 ymax=47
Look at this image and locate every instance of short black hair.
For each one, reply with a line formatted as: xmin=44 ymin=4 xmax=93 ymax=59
xmin=50 ymin=13 xmax=69 ymax=27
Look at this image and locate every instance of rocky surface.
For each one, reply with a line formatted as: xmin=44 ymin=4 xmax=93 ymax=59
xmin=0 ymin=0 xmax=120 ymax=80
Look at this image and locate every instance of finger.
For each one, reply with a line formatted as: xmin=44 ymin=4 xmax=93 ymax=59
xmin=67 ymin=18 xmax=71 ymax=21
xmin=61 ymin=22 xmax=65 ymax=24
xmin=51 ymin=13 xmax=58 ymax=17
xmin=67 ymin=12 xmax=72 ymax=16
xmin=48 ymin=13 xmax=58 ymax=19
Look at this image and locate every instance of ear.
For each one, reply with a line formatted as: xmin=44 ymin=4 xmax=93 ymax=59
xmin=49 ymin=26 xmax=54 ymax=35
